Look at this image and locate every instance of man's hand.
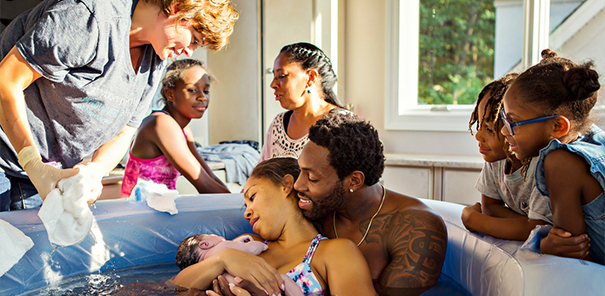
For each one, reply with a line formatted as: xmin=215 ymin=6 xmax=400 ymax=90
xmin=540 ymin=226 xmax=590 ymax=259
xmin=461 ymin=202 xmax=482 ymax=231
xmin=206 ymin=276 xmax=266 ymax=296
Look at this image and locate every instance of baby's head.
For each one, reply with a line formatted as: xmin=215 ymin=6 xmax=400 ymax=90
xmin=469 ymin=73 xmax=518 ymax=162
xmin=175 ymin=234 xmax=225 ymax=270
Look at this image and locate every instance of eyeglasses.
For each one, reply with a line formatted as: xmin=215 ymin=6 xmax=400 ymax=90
xmin=499 ymin=108 xmax=558 ymax=136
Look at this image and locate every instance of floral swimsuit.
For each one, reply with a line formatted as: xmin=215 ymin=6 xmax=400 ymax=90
xmin=285 ymin=234 xmax=327 ymax=295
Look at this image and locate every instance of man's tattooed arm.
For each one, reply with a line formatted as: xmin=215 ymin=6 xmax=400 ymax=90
xmin=365 ymin=209 xmax=448 ymax=296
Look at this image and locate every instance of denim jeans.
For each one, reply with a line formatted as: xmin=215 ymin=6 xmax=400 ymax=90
xmin=0 ymin=172 xmax=42 ymax=211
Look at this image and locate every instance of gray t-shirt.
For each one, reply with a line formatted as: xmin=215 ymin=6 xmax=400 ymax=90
xmin=0 ymin=0 xmax=166 ymax=177
xmin=475 ymin=158 xmax=553 ymax=224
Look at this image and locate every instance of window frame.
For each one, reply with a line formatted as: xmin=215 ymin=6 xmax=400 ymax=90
xmin=384 ymin=0 xmax=551 ymax=132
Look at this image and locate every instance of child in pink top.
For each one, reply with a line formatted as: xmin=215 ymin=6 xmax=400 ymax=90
xmin=121 ymin=59 xmax=229 ymax=198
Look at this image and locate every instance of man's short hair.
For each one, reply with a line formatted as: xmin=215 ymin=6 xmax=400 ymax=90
xmin=308 ymin=112 xmax=385 ymax=185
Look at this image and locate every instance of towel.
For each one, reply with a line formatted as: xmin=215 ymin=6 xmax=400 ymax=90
xmin=200 ymin=143 xmax=260 ymax=185
xmin=520 ymin=224 xmax=553 ymax=252
xmin=38 ymin=167 xmax=98 ymax=246
xmin=0 ymin=219 xmax=34 ymax=277
xmin=129 ymin=179 xmax=179 ymax=215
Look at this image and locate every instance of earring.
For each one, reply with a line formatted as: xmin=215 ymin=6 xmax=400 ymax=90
xmin=349 ymin=189 xmax=354 ymax=193
xmin=306 ymin=88 xmax=311 ymax=94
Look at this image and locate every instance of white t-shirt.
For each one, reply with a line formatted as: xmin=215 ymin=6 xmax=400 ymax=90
xmin=475 ymin=158 xmax=553 ymax=223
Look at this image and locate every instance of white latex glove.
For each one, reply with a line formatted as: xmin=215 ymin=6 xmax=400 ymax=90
xmin=17 ymin=146 xmax=79 ymax=200
xmin=72 ymin=162 xmax=106 ymax=205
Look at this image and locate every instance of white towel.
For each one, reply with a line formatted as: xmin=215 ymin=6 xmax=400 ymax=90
xmin=38 ymin=167 xmax=97 ymax=246
xmin=0 ymin=219 xmax=34 ymax=277
xmin=128 ymin=179 xmax=179 ymax=215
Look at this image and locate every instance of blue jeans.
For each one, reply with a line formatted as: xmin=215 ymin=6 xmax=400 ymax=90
xmin=0 ymin=172 xmax=42 ymax=211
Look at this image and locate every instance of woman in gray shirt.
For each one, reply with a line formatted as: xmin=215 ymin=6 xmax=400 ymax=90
xmin=0 ymin=0 xmax=238 ymax=211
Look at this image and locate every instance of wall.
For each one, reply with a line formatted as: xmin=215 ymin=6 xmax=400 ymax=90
xmin=206 ymin=0 xmax=262 ymax=144
xmin=343 ymin=0 xmax=478 ymax=156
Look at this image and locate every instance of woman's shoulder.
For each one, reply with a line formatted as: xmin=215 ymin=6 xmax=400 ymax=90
xmin=315 ymin=237 xmax=359 ymax=255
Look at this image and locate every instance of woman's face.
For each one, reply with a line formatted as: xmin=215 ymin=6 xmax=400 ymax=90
xmin=243 ymin=177 xmax=288 ymax=240
xmin=501 ymin=87 xmax=554 ymax=160
xmin=153 ymin=16 xmax=206 ymax=60
xmin=270 ymin=53 xmax=310 ymax=110
xmin=167 ymin=66 xmax=210 ymax=119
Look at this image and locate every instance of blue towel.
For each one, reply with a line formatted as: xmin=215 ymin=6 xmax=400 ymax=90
xmin=200 ymin=144 xmax=260 ymax=185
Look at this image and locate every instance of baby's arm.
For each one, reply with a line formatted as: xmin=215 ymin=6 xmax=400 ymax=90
xmin=461 ymin=195 xmax=548 ymax=241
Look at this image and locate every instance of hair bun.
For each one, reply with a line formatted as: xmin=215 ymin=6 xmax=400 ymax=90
xmin=563 ymin=62 xmax=601 ymax=101
xmin=541 ymin=49 xmax=558 ymax=60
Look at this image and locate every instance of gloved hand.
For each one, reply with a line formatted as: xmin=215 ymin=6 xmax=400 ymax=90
xmin=18 ymin=146 xmax=79 ymax=200
xmin=72 ymin=162 xmax=106 ymax=205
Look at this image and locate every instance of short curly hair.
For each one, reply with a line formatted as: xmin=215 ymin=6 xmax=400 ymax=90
xmin=146 ymin=0 xmax=239 ymax=51
xmin=308 ymin=112 xmax=385 ymax=185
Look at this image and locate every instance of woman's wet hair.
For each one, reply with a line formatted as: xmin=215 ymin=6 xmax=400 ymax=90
xmin=510 ymin=49 xmax=601 ymax=133
xmin=279 ymin=42 xmax=342 ymax=107
xmin=251 ymin=157 xmax=301 ymax=189
xmin=146 ymin=0 xmax=239 ymax=51
xmin=469 ymin=73 xmax=519 ymax=137
xmin=160 ymin=59 xmax=209 ymax=103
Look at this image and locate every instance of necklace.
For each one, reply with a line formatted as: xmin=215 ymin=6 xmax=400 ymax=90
xmin=333 ymin=183 xmax=386 ymax=246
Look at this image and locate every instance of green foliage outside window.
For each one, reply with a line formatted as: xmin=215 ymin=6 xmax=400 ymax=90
xmin=418 ymin=0 xmax=495 ymax=105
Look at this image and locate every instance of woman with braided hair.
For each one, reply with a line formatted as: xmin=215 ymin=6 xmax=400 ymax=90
xmin=258 ymin=42 xmax=349 ymax=163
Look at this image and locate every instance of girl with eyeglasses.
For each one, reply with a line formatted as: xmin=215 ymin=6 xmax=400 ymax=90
xmin=501 ymin=49 xmax=603 ymax=265
xmin=462 ymin=73 xmax=553 ymax=241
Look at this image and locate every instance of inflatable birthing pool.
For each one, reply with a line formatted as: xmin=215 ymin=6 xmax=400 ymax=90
xmin=0 ymin=194 xmax=603 ymax=295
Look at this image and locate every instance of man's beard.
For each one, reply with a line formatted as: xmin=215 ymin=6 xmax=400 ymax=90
xmin=301 ymin=181 xmax=347 ymax=222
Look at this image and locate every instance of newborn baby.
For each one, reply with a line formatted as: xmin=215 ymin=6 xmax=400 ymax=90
xmin=176 ymin=234 xmax=303 ymax=296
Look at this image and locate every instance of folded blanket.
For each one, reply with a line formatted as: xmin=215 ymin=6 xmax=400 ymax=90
xmin=0 ymin=219 xmax=34 ymax=277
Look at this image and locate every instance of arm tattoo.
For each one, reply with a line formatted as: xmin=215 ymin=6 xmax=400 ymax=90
xmin=364 ymin=209 xmax=447 ymax=295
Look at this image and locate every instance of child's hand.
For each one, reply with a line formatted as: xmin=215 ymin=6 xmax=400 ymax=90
xmin=540 ymin=226 xmax=590 ymax=260
xmin=461 ymin=202 xmax=482 ymax=231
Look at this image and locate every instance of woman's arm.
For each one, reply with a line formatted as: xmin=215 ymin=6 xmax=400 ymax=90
xmin=89 ymin=125 xmax=136 ymax=175
xmin=321 ymin=238 xmax=378 ymax=296
xmin=183 ymin=126 xmax=229 ymax=192
xmin=0 ymin=47 xmax=40 ymax=153
xmin=0 ymin=46 xmax=79 ymax=199
xmin=152 ymin=115 xmax=229 ymax=193
xmin=173 ymin=248 xmax=283 ymax=295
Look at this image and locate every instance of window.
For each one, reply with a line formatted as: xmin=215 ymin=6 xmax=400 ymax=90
xmin=385 ymin=0 xmax=560 ymax=132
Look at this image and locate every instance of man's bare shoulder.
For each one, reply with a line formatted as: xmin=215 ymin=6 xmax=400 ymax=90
xmin=365 ymin=190 xmax=447 ymax=295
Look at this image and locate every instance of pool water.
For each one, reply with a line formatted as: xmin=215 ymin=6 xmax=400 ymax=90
xmin=17 ymin=262 xmax=206 ymax=296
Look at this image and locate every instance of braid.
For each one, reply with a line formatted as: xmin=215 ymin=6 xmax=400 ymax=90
xmin=280 ymin=43 xmax=342 ymax=107
xmin=469 ymin=73 xmax=518 ymax=137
